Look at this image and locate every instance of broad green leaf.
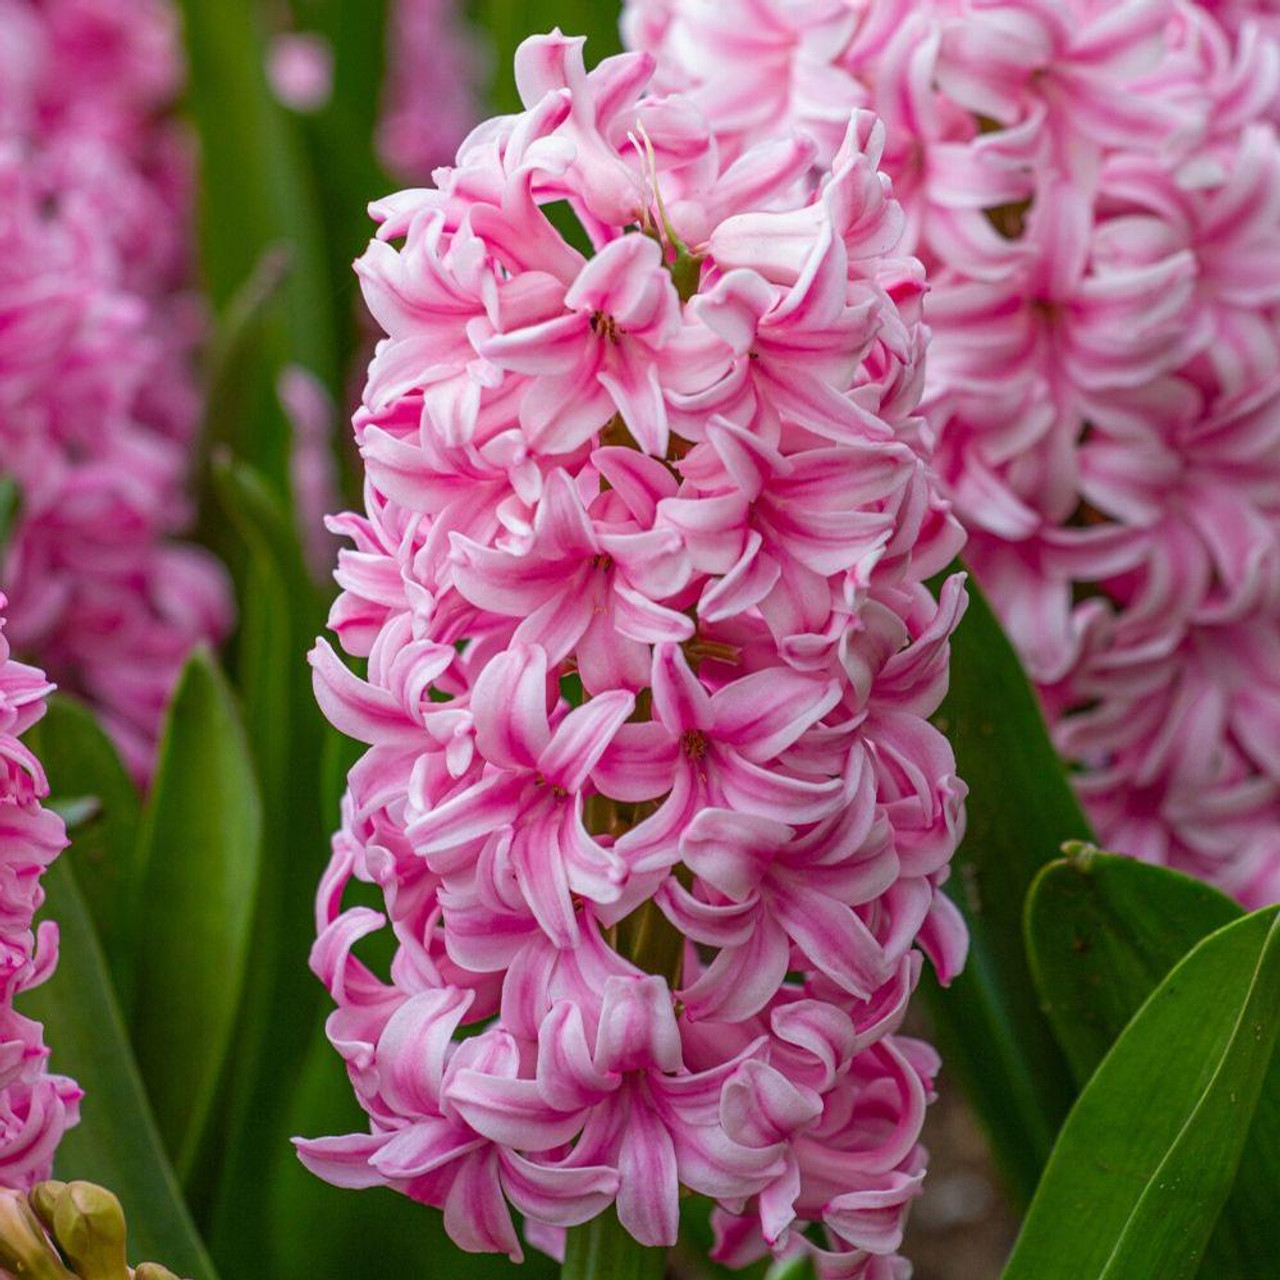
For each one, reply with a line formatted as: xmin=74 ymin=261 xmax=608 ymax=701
xmin=922 ymin=573 xmax=1088 ymax=1202
xmin=1026 ymin=848 xmax=1241 ymax=1084
xmin=564 ymin=1209 xmax=666 ymax=1280
xmin=1005 ymin=907 xmax=1280 ymax=1280
xmin=130 ymin=651 xmax=262 ymax=1186
xmin=28 ymin=696 xmax=142 ymax=1007
xmin=202 ymin=458 xmax=341 ymax=1273
xmin=198 ymin=247 xmax=294 ymax=470
xmin=174 ymin=0 xmax=336 ymax=494
xmin=24 ymin=860 xmax=218 ymax=1280
xmin=1026 ymin=850 xmax=1278 ymax=1275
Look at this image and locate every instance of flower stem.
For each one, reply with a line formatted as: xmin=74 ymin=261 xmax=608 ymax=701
xmin=562 ymin=1209 xmax=668 ymax=1280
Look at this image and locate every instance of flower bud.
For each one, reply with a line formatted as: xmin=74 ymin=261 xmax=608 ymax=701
xmin=0 ymin=1189 xmax=74 ymax=1280
xmin=49 ymin=1183 xmax=129 ymax=1280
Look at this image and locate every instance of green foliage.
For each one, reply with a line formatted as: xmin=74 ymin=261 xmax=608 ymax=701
xmin=1026 ymin=849 xmax=1241 ymax=1083
xmin=173 ymin=0 xmax=335 ymax=496
xmin=922 ymin=573 xmax=1089 ymax=1202
xmin=23 ymin=861 xmax=217 ymax=1280
xmin=564 ymin=1211 xmax=667 ymax=1280
xmin=201 ymin=458 xmax=338 ymax=1274
xmin=30 ymin=698 xmax=142 ymax=1006
xmin=130 ymin=652 xmax=263 ymax=1187
xmin=0 ymin=475 xmax=18 ymax=558
xmin=1006 ymin=908 xmax=1280 ymax=1279
xmin=1026 ymin=851 xmax=1280 ymax=1274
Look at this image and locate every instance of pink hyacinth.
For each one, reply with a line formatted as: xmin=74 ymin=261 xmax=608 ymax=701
xmin=297 ymin=31 xmax=969 ymax=1276
xmin=0 ymin=597 xmax=81 ymax=1189
xmin=0 ymin=0 xmax=232 ymax=781
xmin=628 ymin=0 xmax=1280 ymax=906
xmin=377 ymin=0 xmax=485 ymax=181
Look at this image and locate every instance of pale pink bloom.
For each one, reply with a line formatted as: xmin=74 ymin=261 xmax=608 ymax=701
xmin=268 ymin=32 xmax=334 ymax=114
xmin=378 ymin=0 xmax=485 ymax=181
xmin=280 ymin=364 xmax=343 ymax=579
xmin=300 ymin=31 xmax=968 ymax=1273
xmin=0 ymin=598 xmax=81 ymax=1188
xmin=0 ymin=0 xmax=232 ymax=781
xmin=630 ymin=0 xmax=1280 ymax=904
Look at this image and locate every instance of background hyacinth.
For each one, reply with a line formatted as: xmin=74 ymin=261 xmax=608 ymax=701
xmin=378 ymin=0 xmax=486 ymax=180
xmin=0 ymin=599 xmax=80 ymax=1190
xmin=297 ymin=30 xmax=970 ymax=1274
xmin=625 ymin=0 xmax=1280 ymax=907
xmin=0 ymin=0 xmax=232 ymax=781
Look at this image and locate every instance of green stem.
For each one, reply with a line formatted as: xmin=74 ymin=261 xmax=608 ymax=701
xmin=562 ymin=1210 xmax=667 ymax=1280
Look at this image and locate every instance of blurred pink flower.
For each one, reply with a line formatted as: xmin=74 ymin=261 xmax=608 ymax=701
xmin=378 ymin=0 xmax=485 ymax=181
xmin=268 ymin=31 xmax=334 ymax=114
xmin=0 ymin=0 xmax=232 ymax=781
xmin=0 ymin=598 xmax=81 ymax=1189
xmin=629 ymin=0 xmax=1280 ymax=904
xmin=298 ymin=30 xmax=968 ymax=1275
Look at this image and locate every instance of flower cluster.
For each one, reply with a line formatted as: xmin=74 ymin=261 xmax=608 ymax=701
xmin=0 ymin=598 xmax=80 ymax=1189
xmin=628 ymin=0 xmax=1280 ymax=905
xmin=0 ymin=0 xmax=232 ymax=780
xmin=297 ymin=30 xmax=969 ymax=1276
xmin=378 ymin=0 xmax=485 ymax=180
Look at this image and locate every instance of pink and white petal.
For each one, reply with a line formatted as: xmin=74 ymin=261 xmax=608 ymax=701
xmin=537 ymin=1001 xmax=618 ymax=1111
xmin=770 ymin=880 xmax=889 ymax=1000
xmin=471 ymin=643 xmax=552 ymax=770
xmin=711 ymin=669 xmax=841 ymax=762
xmin=615 ymin=1099 xmax=681 ymax=1248
xmin=679 ymin=807 xmax=790 ymax=900
xmin=592 ymin=721 xmax=679 ymax=802
xmin=443 ymin=1149 xmax=524 ymax=1261
xmin=447 ymin=1072 xmax=587 ymax=1151
xmin=540 ymin=690 xmax=637 ymax=792
xmin=501 ymin=1149 xmax=621 ymax=1227
xmin=650 ymin=644 xmax=714 ymax=735
xmin=294 ymin=1132 xmax=389 ymax=1189
xmin=678 ymin=916 xmax=791 ymax=1023
xmin=596 ymin=975 xmax=683 ymax=1075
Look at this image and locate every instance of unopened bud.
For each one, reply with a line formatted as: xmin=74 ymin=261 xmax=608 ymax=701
xmin=132 ymin=1265 xmax=184 ymax=1280
xmin=49 ymin=1183 xmax=129 ymax=1280
xmin=27 ymin=1184 xmax=67 ymax=1234
xmin=0 ymin=1189 xmax=74 ymax=1279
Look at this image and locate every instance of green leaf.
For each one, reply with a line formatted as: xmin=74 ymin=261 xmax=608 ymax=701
xmin=130 ymin=651 xmax=263 ymax=1186
xmin=1026 ymin=848 xmax=1241 ymax=1084
xmin=0 ymin=474 xmax=18 ymax=557
xmin=922 ymin=573 xmax=1090 ymax=1202
xmin=23 ymin=859 xmax=218 ymax=1280
xmin=201 ymin=458 xmax=341 ymax=1272
xmin=1005 ymin=907 xmax=1280 ymax=1280
xmin=1025 ymin=849 xmax=1279 ymax=1275
xmin=28 ymin=696 xmax=142 ymax=1008
xmin=564 ymin=1211 xmax=666 ymax=1280
xmin=174 ymin=0 xmax=336 ymax=494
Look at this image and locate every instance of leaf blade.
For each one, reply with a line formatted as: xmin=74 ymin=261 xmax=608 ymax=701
xmin=1005 ymin=907 xmax=1280 ymax=1280
xmin=23 ymin=859 xmax=218 ymax=1280
xmin=30 ymin=697 xmax=142 ymax=1008
xmin=130 ymin=651 xmax=263 ymax=1185
xmin=922 ymin=572 xmax=1089 ymax=1201
xmin=1025 ymin=850 xmax=1278 ymax=1276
